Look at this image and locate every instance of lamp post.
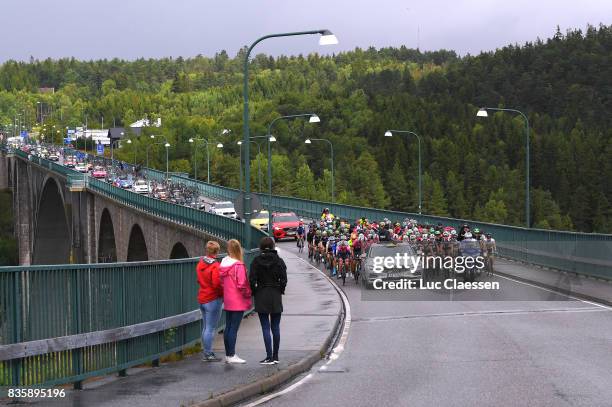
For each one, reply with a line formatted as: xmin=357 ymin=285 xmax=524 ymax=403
xmin=242 ymin=29 xmax=337 ymax=247
xmin=164 ymin=141 xmax=170 ymax=180
xmin=266 ymin=113 xmax=320 ymax=232
xmin=304 ymin=137 xmax=334 ymax=207
xmin=189 ymin=137 xmax=224 ymax=183
xmin=477 ymin=107 xmax=530 ymax=227
xmin=384 ymin=130 xmax=422 ymax=214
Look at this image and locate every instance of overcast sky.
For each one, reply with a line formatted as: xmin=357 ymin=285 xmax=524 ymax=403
xmin=1 ymin=0 xmax=610 ymax=62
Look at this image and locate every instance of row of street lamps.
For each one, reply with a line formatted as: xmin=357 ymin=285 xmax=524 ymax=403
xmin=238 ymin=29 xmax=531 ymax=249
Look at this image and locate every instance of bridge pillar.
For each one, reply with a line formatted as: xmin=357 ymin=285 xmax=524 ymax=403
xmin=15 ymin=159 xmax=32 ymax=265
xmin=66 ymin=190 xmax=93 ymax=264
xmin=0 ymin=154 xmax=8 ymax=190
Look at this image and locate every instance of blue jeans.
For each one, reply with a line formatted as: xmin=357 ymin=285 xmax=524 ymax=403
xmin=224 ymin=310 xmax=244 ymax=357
xmin=200 ymin=298 xmax=223 ymax=355
xmin=258 ymin=313 xmax=281 ymax=359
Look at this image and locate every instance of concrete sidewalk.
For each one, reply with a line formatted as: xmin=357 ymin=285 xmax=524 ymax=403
xmin=495 ymin=258 xmax=612 ymax=305
xmin=19 ymin=248 xmax=341 ymax=407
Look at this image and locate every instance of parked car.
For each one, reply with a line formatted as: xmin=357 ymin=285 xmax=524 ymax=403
xmin=209 ymin=201 xmax=237 ymax=218
xmin=48 ymin=153 xmax=59 ymax=161
xmin=133 ymin=179 xmax=151 ymax=194
xmin=91 ymin=167 xmax=107 ymax=178
xmin=361 ymin=242 xmax=423 ymax=289
xmin=250 ymin=210 xmax=270 ymax=230
xmin=271 ymin=212 xmax=300 ymax=241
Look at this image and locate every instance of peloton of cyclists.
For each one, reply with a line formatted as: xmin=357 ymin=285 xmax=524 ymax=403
xmin=299 ymin=210 xmax=497 ymax=281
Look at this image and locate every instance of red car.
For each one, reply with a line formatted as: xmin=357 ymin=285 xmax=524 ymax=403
xmin=272 ymin=212 xmax=301 ymax=241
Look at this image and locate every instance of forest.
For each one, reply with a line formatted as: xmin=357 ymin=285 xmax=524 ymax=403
xmin=0 ymin=25 xmax=610 ymax=233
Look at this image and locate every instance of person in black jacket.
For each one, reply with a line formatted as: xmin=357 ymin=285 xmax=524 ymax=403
xmin=249 ymin=237 xmax=287 ymax=365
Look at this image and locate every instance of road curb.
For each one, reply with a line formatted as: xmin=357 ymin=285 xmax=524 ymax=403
xmin=192 ymin=269 xmax=343 ymax=407
xmin=494 ymin=269 xmax=612 ymax=308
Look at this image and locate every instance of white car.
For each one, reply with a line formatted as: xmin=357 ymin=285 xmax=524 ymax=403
xmin=209 ymin=201 xmax=237 ymax=218
xmin=75 ymin=163 xmax=88 ymax=173
xmin=133 ymin=180 xmax=152 ymax=194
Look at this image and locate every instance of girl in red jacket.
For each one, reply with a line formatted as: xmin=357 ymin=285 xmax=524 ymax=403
xmin=219 ymin=239 xmax=252 ymax=364
xmin=197 ymin=241 xmax=223 ymax=362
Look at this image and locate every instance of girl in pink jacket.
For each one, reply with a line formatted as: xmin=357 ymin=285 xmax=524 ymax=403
xmin=219 ymin=239 xmax=252 ymax=364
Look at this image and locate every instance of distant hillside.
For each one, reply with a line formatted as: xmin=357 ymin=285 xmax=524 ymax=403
xmin=0 ymin=24 xmax=610 ymax=232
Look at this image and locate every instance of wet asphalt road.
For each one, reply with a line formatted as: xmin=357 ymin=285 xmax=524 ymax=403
xmin=256 ymin=242 xmax=612 ymax=407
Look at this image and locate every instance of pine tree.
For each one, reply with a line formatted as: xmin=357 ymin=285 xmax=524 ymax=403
xmin=292 ymin=163 xmax=316 ymax=199
xmin=385 ymin=160 xmax=409 ymax=211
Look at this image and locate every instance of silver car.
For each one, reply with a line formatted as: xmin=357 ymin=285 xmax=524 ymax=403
xmin=361 ymin=242 xmax=423 ymax=289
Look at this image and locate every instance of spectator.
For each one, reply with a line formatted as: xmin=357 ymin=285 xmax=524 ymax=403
xmin=249 ymin=237 xmax=287 ymax=365
xmin=219 ymin=239 xmax=252 ymax=364
xmin=196 ymin=241 xmax=223 ymax=362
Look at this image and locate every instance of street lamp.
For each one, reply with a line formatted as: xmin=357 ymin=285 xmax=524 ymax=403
xmin=189 ymin=137 xmax=225 ymax=183
xmin=384 ymin=130 xmax=422 ymax=214
xmin=164 ymin=142 xmax=170 ymax=180
xmin=242 ymin=29 xmax=337 ymax=247
xmin=304 ymin=138 xmax=334 ymax=207
xmin=477 ymin=107 xmax=530 ymax=227
xmin=266 ymin=114 xmax=320 ymax=231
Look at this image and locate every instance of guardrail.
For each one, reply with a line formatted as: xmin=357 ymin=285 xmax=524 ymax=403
xmin=0 ymin=252 xmax=257 ymax=388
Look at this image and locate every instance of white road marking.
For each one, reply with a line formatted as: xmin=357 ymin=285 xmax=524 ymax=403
xmin=494 ymin=273 xmax=612 ymax=311
xmin=242 ymin=252 xmax=351 ymax=407
xmin=352 ymin=307 xmax=607 ymax=324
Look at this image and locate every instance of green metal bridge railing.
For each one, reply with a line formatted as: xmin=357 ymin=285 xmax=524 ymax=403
xmin=0 ymin=253 xmax=257 ymax=388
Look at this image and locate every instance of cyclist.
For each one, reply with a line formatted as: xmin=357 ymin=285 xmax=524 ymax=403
xmin=336 ymin=235 xmax=351 ymax=285
xmin=313 ymin=230 xmax=322 ymax=263
xmin=352 ymin=233 xmax=365 ymax=280
xmin=326 ymin=236 xmax=337 ymax=275
xmin=457 ymin=224 xmax=470 ymax=241
xmin=484 ymin=233 xmax=497 ymax=274
xmin=307 ymin=224 xmax=316 ymax=259
xmin=321 ymin=208 xmax=334 ymax=222
xmin=320 ymin=231 xmax=329 ymax=263
xmin=296 ymin=221 xmax=305 ymax=249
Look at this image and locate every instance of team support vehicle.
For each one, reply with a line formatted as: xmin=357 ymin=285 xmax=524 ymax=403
xmin=272 ymin=212 xmax=301 ymax=241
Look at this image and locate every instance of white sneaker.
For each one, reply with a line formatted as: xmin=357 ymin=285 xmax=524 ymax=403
xmin=225 ymin=355 xmax=246 ymax=364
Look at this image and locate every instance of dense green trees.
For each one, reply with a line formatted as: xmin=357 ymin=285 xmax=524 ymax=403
xmin=1 ymin=25 xmax=610 ymax=232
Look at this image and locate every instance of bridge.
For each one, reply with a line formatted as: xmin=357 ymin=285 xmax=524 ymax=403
xmin=1 ymin=145 xmax=612 ymax=405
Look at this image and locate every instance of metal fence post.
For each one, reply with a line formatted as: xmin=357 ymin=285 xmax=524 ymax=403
xmin=11 ymin=271 xmax=23 ymax=388
xmin=72 ymin=269 xmax=83 ymax=389
xmin=118 ymin=265 xmax=128 ymax=377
